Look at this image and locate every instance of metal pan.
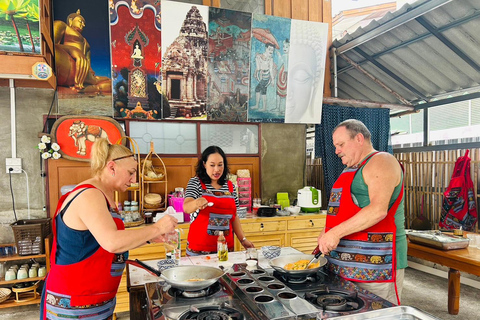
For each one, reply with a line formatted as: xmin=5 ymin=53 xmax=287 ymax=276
xmin=269 ymin=253 xmax=327 ymax=275
xmin=130 ymin=259 xmax=226 ymax=291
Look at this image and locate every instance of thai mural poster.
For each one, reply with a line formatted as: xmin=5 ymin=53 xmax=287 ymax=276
xmin=248 ymin=13 xmax=291 ymax=123
xmin=110 ymin=0 xmax=163 ymax=120
xmin=0 ymin=0 xmax=41 ymax=54
xmin=52 ymin=0 xmax=112 ymax=115
xmin=162 ymin=0 xmax=209 ymax=120
xmin=207 ymin=8 xmax=252 ymax=122
xmin=284 ymin=19 xmax=328 ymax=124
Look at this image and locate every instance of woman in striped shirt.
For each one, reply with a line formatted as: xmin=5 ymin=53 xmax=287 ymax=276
xmin=184 ymin=146 xmax=254 ymax=255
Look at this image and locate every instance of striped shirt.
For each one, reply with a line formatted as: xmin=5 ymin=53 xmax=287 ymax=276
xmin=185 ymin=176 xmax=239 ymax=222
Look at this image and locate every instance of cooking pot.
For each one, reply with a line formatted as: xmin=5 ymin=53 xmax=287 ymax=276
xmin=269 ymin=253 xmax=327 ymax=276
xmin=297 ymin=186 xmax=322 ymax=213
xmin=128 ymin=259 xmax=226 ymax=291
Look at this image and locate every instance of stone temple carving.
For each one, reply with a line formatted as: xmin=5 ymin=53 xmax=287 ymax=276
xmin=162 ymin=6 xmax=208 ymax=118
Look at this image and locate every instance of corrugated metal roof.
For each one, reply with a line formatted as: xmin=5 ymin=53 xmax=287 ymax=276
xmin=331 ymin=0 xmax=480 ymax=115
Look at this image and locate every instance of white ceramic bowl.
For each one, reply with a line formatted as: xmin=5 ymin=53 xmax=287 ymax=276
xmin=261 ymin=246 xmax=281 ymax=259
xmin=286 ymin=206 xmax=301 ymax=215
xmin=157 ymin=259 xmax=177 ymax=271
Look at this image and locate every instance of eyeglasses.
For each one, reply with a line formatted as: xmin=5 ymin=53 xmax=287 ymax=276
xmin=112 ymin=154 xmax=136 ymax=161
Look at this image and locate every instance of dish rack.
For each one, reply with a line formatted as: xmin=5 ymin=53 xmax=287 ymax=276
xmin=142 ymin=141 xmax=168 ymax=212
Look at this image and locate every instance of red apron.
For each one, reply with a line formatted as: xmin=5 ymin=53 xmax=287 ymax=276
xmin=187 ymin=180 xmax=237 ymax=252
xmin=325 ymin=153 xmax=403 ymax=303
xmin=42 ymin=184 xmax=126 ymax=318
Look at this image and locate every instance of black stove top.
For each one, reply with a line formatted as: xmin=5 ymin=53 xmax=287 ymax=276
xmin=144 ymin=263 xmax=394 ymax=320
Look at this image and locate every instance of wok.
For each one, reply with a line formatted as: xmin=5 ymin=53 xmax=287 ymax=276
xmin=129 ymin=259 xmax=226 ymax=291
xmin=269 ymin=253 xmax=327 ymax=275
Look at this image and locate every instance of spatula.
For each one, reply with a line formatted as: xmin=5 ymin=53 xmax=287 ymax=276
xmin=305 ymin=246 xmax=323 ymax=269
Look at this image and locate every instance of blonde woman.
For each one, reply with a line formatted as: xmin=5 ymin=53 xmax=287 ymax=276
xmin=41 ymin=138 xmax=177 ymax=319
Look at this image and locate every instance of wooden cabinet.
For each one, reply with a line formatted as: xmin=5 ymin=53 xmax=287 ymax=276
xmin=286 ymin=216 xmax=325 ymax=253
xmin=0 ymin=235 xmax=52 ymax=308
xmin=234 ymin=214 xmax=326 ymax=254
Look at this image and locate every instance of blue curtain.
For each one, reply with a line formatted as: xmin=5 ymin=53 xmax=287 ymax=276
xmin=315 ymin=104 xmax=392 ymax=197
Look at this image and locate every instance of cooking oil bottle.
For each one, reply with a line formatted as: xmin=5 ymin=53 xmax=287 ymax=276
xmin=217 ymin=231 xmax=228 ymax=261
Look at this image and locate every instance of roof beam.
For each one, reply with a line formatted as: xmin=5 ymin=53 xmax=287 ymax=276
xmin=414 ymin=92 xmax=480 ymax=110
xmin=323 ymin=96 xmax=414 ymax=111
xmin=336 ymin=0 xmax=452 ymax=55
xmin=337 ymin=11 xmax=480 ymax=75
xmin=415 ymin=16 xmax=480 ymax=72
xmin=353 ymin=47 xmax=429 ymax=101
xmin=339 ymin=53 xmax=411 ymax=105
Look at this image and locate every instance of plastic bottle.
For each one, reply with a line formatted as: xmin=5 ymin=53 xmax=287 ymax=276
xmin=217 ymin=231 xmax=228 ymax=261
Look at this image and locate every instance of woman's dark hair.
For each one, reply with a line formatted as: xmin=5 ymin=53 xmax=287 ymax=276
xmin=196 ymin=146 xmax=229 ymax=185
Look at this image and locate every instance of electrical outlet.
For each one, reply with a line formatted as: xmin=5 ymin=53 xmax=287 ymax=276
xmin=6 ymin=158 xmax=22 ymax=174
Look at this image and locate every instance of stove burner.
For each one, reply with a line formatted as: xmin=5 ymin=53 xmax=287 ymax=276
xmin=305 ymin=290 xmax=365 ymax=312
xmin=273 ymin=270 xmax=325 ymax=285
xmin=178 ymin=306 xmax=244 ymax=320
xmin=168 ymin=281 xmax=222 ymax=299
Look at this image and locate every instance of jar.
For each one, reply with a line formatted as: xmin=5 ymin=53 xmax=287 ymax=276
xmin=38 ymin=266 xmax=47 ymax=277
xmin=131 ymin=201 xmax=138 ymax=206
xmin=145 ymin=212 xmax=153 ymax=224
xmin=29 ymin=267 xmax=38 ymax=278
xmin=124 ymin=200 xmax=131 ymax=206
xmin=5 ymin=269 xmax=16 ymax=281
xmin=17 ymin=268 xmax=28 ymax=280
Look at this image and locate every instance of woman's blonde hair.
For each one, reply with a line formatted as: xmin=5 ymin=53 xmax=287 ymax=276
xmin=90 ymin=138 xmax=134 ymax=176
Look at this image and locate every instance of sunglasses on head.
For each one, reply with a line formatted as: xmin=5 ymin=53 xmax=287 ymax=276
xmin=112 ymin=154 xmax=137 ymax=161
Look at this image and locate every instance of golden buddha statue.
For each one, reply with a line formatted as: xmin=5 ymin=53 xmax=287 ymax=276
xmin=53 ymin=9 xmax=111 ymax=93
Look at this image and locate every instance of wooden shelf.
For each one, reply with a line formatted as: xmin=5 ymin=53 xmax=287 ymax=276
xmin=0 ymin=254 xmax=48 ymax=263
xmin=0 ymin=294 xmax=41 ymax=308
xmin=0 ymin=277 xmax=46 ymax=286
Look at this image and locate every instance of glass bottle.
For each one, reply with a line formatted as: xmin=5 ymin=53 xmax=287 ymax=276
xmin=217 ymin=231 xmax=228 ymax=261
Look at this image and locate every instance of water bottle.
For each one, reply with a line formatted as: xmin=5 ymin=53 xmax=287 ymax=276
xmin=217 ymin=231 xmax=228 ymax=261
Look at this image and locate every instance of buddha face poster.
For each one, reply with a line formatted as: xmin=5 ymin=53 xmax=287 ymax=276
xmin=161 ymin=1 xmax=209 ymax=120
xmin=52 ymin=0 xmax=112 ymax=115
xmin=110 ymin=0 xmax=163 ymax=120
xmin=284 ymin=19 xmax=328 ymax=124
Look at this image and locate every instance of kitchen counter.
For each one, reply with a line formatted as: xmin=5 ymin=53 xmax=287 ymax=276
xmin=127 ymin=247 xmax=302 ymax=287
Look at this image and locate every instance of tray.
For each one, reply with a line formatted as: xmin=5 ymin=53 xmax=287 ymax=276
xmin=328 ymin=306 xmax=440 ymax=319
xmin=406 ymin=230 xmax=470 ymax=250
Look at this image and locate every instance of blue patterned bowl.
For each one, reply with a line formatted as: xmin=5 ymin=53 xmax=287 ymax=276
xmin=157 ymin=259 xmax=177 ymax=270
xmin=261 ymin=246 xmax=281 ymax=259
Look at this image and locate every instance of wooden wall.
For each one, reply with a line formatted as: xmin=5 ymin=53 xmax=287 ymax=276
xmin=395 ymin=149 xmax=480 ymax=232
xmin=46 ymin=157 xmax=260 ymax=218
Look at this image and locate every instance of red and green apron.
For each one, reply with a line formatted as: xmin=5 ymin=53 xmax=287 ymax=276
xmin=187 ymin=181 xmax=236 ymax=253
xmin=42 ymin=184 xmax=126 ymax=319
xmin=325 ymin=153 xmax=403 ymax=303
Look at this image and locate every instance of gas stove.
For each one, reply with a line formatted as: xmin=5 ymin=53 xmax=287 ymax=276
xmin=144 ymin=263 xmax=394 ymax=320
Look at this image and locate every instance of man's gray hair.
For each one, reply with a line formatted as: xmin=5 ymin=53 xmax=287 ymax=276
xmin=334 ymin=119 xmax=372 ymax=141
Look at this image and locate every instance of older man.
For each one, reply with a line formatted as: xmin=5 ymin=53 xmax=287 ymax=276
xmin=317 ymin=119 xmax=407 ymax=305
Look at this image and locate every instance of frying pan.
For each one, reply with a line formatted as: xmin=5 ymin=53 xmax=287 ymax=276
xmin=128 ymin=259 xmax=226 ymax=291
xmin=269 ymin=251 xmax=327 ymax=276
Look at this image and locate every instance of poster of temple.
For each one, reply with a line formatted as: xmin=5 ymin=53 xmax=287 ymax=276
xmin=161 ymin=1 xmax=209 ymax=120
xmin=248 ymin=13 xmax=290 ymax=123
xmin=110 ymin=0 xmax=164 ymax=120
xmin=207 ymin=8 xmax=251 ymax=122
xmin=0 ymin=0 xmax=41 ymax=54
xmin=284 ymin=19 xmax=328 ymax=124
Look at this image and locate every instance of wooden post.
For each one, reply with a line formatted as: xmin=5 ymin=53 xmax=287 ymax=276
xmin=448 ymin=268 xmax=460 ymax=315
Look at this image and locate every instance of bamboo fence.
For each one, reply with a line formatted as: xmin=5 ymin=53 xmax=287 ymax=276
xmin=306 ymin=149 xmax=480 ymax=231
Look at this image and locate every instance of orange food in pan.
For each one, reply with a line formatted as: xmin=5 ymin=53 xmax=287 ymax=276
xmin=284 ymin=259 xmax=320 ymax=270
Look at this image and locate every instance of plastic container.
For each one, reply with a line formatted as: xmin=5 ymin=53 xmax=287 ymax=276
xmin=171 ymin=197 xmax=184 ymax=213
xmin=10 ymin=219 xmax=51 ymax=255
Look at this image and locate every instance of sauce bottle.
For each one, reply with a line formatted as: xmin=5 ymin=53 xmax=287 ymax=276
xmin=217 ymin=231 xmax=228 ymax=261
